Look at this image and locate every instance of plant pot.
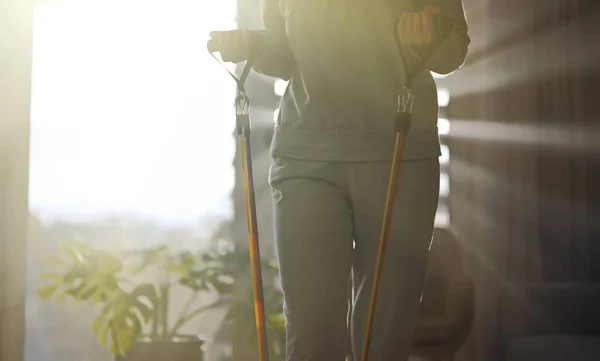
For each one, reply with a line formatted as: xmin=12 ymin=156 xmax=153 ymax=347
xmin=115 ymin=335 xmax=205 ymax=361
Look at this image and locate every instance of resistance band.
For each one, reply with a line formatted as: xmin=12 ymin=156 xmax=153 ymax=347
xmin=359 ymin=14 xmax=454 ymax=361
xmin=208 ymin=46 xmax=269 ymax=361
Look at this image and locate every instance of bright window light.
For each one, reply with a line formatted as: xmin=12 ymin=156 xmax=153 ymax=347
xmin=437 ymin=88 xmax=450 ymax=107
xmin=434 ymin=207 xmax=450 ymax=228
xmin=273 ymin=109 xmax=280 ymax=124
xmin=438 ymin=117 xmax=450 ymax=135
xmin=440 ymin=172 xmax=450 ymax=197
xmin=29 ymin=0 xmax=237 ymax=228
xmin=440 ymin=144 xmax=450 ymax=165
xmin=274 ymin=79 xmax=288 ymax=97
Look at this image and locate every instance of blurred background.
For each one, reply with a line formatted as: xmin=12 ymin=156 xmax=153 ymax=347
xmin=1 ymin=0 xmax=600 ymax=361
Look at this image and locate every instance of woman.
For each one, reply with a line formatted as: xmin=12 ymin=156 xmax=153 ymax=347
xmin=209 ymin=1 xmax=469 ymax=360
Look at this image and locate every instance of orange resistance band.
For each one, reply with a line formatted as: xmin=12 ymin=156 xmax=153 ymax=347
xmin=238 ymin=134 xmax=269 ymax=361
xmin=360 ymin=131 xmax=408 ymax=361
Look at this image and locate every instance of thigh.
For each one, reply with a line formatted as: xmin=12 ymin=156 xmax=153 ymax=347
xmin=270 ymin=157 xmax=355 ymax=359
xmin=349 ymin=158 xmax=440 ymax=361
xmin=350 ymin=158 xmax=440 ymax=279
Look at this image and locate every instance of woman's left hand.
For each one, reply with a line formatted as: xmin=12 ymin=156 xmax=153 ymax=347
xmin=397 ymin=6 xmax=442 ymax=46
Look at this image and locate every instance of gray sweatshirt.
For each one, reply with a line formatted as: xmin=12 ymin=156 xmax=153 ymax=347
xmin=252 ymin=0 xmax=470 ymax=162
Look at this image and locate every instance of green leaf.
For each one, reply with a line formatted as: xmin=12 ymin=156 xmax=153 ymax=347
xmin=39 ymin=272 xmax=64 ymax=281
xmin=44 ymin=254 xmax=70 ymax=266
xmin=37 ymin=283 xmax=60 ymax=299
xmin=108 ymin=323 xmax=121 ymax=356
xmin=170 ymin=297 xmax=229 ymax=334
xmin=63 ymin=264 xmax=92 ymax=283
xmin=201 ymin=253 xmax=216 ymax=262
xmin=179 ymin=251 xmax=196 ymax=266
xmin=127 ymin=310 xmax=143 ymax=343
xmin=67 ymin=273 xmax=117 ymax=304
xmin=131 ymin=245 xmax=168 ymax=273
xmin=74 ymin=280 xmax=98 ymax=299
xmin=91 ymin=286 xmax=155 ymax=356
xmin=54 ymin=287 xmax=70 ymax=303
xmin=113 ymin=311 xmax=140 ymax=356
xmin=93 ymin=312 xmax=106 ymax=334
xmin=129 ymin=283 xmax=157 ymax=323
xmin=94 ymin=250 xmax=123 ymax=274
xmin=211 ymin=279 xmax=234 ymax=294
xmin=134 ymin=301 xmax=153 ymax=323
xmin=178 ymin=277 xmax=206 ymax=292
xmin=58 ymin=241 xmax=87 ymax=261
xmin=131 ymin=284 xmax=157 ymax=303
xmin=91 ymin=285 xmax=110 ymax=303
xmin=165 ymin=264 xmax=189 ymax=276
xmin=97 ymin=319 xmax=110 ymax=346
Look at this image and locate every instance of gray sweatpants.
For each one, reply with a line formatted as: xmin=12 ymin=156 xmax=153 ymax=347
xmin=268 ymin=156 xmax=440 ymax=361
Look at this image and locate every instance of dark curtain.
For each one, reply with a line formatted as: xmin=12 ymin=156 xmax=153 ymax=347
xmin=0 ymin=0 xmax=34 ymax=360
xmin=438 ymin=0 xmax=600 ymax=360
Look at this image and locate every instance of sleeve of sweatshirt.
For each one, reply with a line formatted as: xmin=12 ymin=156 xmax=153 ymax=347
xmin=409 ymin=0 xmax=470 ymax=75
xmin=251 ymin=0 xmax=296 ymax=80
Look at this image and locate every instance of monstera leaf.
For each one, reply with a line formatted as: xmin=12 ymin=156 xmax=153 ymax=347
xmin=204 ymin=248 xmax=286 ymax=361
xmin=38 ymin=241 xmax=123 ymax=303
xmin=37 ymin=241 xmax=159 ymax=356
xmin=128 ymin=245 xmax=169 ymax=274
xmin=219 ymin=284 xmax=286 ymax=361
xmin=37 ymin=239 xmax=284 ymax=358
xmin=92 ymin=284 xmax=157 ymax=356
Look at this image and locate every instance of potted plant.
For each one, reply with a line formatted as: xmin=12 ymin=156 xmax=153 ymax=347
xmin=202 ymin=246 xmax=286 ymax=361
xmin=37 ymin=240 xmax=286 ymax=361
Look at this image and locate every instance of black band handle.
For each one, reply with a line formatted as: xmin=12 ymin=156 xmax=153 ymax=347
xmin=396 ymin=14 xmax=454 ymax=88
xmin=206 ymin=35 xmax=260 ymax=93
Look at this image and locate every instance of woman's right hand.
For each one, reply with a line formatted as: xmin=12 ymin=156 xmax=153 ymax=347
xmin=207 ymin=30 xmax=262 ymax=63
xmin=397 ymin=6 xmax=444 ymax=46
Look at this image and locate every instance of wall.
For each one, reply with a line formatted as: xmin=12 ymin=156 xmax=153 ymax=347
xmin=437 ymin=1 xmax=600 ymax=360
xmin=0 ymin=0 xmax=34 ymax=360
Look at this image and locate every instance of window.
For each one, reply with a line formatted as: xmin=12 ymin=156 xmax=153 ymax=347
xmin=435 ymin=87 xmax=451 ymax=228
xmin=30 ymin=0 xmax=237 ymax=231
xmin=27 ymin=1 xmax=236 ymax=360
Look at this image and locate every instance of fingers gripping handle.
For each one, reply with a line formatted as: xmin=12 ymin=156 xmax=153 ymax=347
xmin=207 ymin=31 xmax=260 ymax=136
xmin=396 ymin=13 xmax=454 ymax=88
xmin=206 ymin=31 xmax=262 ymax=92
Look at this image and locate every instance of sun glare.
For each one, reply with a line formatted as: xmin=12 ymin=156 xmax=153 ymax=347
xmin=29 ymin=0 xmax=237 ymax=228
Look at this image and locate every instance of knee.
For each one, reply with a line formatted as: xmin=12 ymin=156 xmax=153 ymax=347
xmin=283 ymin=295 xmax=348 ymax=332
xmin=285 ymin=301 xmax=349 ymax=360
